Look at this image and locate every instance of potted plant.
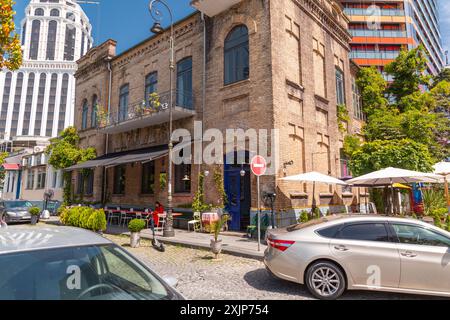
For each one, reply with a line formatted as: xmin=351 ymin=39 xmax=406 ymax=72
xmin=128 ymin=219 xmax=146 ymax=248
xmin=29 ymin=207 xmax=41 ymax=225
xmin=210 ymin=214 xmax=230 ymax=259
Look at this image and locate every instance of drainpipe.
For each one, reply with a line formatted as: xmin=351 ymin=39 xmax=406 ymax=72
xmin=102 ymin=58 xmax=113 ymax=205
xmin=198 ymin=12 xmax=206 ymax=196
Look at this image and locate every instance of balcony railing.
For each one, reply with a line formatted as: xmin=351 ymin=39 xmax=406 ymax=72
xmin=350 ymin=51 xmax=400 ymax=60
xmin=344 ymin=8 xmax=405 ymax=17
xmin=98 ymin=90 xmax=195 ymax=134
xmin=349 ymin=30 xmax=407 ymax=38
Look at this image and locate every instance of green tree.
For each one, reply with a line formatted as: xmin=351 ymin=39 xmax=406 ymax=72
xmin=384 ymin=45 xmax=431 ymax=102
xmin=348 ymin=139 xmax=434 ymax=177
xmin=0 ymin=0 xmax=22 ymax=70
xmin=0 ymin=151 xmax=9 ymax=188
xmin=431 ymin=68 xmax=450 ymax=88
xmin=45 ymin=127 xmax=96 ymax=205
xmin=356 ymin=66 xmax=388 ymax=117
xmin=430 ymin=80 xmax=450 ymax=114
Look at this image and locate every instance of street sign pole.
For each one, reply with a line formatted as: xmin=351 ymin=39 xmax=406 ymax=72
xmin=251 ymin=155 xmax=267 ymax=253
xmin=257 ymin=175 xmax=261 ymax=252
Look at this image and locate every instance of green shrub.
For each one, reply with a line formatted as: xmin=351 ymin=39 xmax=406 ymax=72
xmin=28 ymin=207 xmax=41 ymax=216
xmin=128 ymin=219 xmax=146 ymax=233
xmin=299 ymin=210 xmax=309 ymax=223
xmin=60 ymin=206 xmax=106 ymax=232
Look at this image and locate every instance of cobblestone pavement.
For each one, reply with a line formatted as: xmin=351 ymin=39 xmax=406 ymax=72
xmin=105 ymin=234 xmax=444 ymax=300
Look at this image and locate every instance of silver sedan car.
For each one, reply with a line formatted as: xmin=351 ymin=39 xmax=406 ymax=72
xmin=0 ymin=225 xmax=184 ymax=300
xmin=0 ymin=201 xmax=34 ymax=223
xmin=265 ymin=215 xmax=450 ymax=300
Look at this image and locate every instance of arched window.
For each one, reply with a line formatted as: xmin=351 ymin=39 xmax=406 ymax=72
xmin=81 ymin=99 xmax=88 ymax=130
xmin=21 ymin=22 xmax=26 ymax=45
xmin=119 ymin=85 xmax=129 ymax=122
xmin=224 ymin=25 xmax=249 ymax=85
xmin=46 ymin=74 xmax=58 ymax=137
xmin=35 ymin=8 xmax=44 ymax=16
xmin=91 ymin=95 xmax=98 ymax=127
xmin=64 ymin=23 xmax=76 ymax=61
xmin=50 ymin=9 xmax=60 ymax=17
xmin=35 ymin=73 xmax=47 ymax=136
xmin=176 ymin=58 xmax=193 ymax=109
xmin=29 ymin=20 xmax=41 ymax=60
xmin=23 ymin=73 xmax=35 ymax=135
xmin=46 ymin=20 xmax=57 ymax=60
xmin=0 ymin=73 xmax=12 ymax=133
xmin=58 ymin=74 xmax=69 ymax=133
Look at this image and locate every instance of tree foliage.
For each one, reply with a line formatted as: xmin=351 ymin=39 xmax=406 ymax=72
xmin=348 ymin=139 xmax=434 ymax=176
xmin=356 ymin=66 xmax=388 ymax=117
xmin=346 ymin=46 xmax=450 ymax=176
xmin=0 ymin=0 xmax=22 ymax=70
xmin=432 ymin=68 xmax=450 ymax=88
xmin=384 ymin=45 xmax=431 ymax=101
xmin=45 ymin=127 xmax=96 ymax=205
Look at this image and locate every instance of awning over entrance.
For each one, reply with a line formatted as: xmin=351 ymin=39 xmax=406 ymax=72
xmin=64 ymin=141 xmax=191 ymax=171
xmin=1 ymin=163 xmax=20 ymax=171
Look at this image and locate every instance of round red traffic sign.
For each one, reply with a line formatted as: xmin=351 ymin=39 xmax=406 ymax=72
xmin=251 ymin=155 xmax=267 ymax=176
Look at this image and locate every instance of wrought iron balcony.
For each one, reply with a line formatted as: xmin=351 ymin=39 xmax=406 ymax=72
xmin=98 ymin=90 xmax=195 ymax=134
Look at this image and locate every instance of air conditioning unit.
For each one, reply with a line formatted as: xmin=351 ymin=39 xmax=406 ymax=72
xmin=34 ymin=146 xmax=45 ymax=153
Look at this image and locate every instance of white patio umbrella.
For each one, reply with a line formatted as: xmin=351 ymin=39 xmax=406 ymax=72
xmin=280 ymin=172 xmax=347 ymax=211
xmin=347 ymin=167 xmax=443 ymax=215
xmin=346 ymin=167 xmax=442 ymax=186
xmin=433 ymin=162 xmax=450 ymax=212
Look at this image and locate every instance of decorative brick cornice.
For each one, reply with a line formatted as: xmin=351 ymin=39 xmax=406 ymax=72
xmin=292 ymin=0 xmax=352 ymax=50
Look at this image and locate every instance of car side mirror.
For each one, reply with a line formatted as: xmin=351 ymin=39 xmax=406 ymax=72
xmin=163 ymin=276 xmax=178 ymax=288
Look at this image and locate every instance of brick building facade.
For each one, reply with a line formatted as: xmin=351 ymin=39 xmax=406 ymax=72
xmin=72 ymin=0 xmax=365 ymax=231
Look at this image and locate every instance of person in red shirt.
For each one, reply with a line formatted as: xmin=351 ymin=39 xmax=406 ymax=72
xmin=152 ymin=201 xmax=164 ymax=228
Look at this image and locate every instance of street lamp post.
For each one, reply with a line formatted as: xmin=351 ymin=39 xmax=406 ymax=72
xmin=149 ymin=0 xmax=175 ymax=237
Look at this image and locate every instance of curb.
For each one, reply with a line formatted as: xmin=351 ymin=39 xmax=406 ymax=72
xmin=115 ymin=232 xmax=265 ymax=261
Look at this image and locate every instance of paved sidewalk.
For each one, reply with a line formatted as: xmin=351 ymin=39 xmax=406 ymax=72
xmin=107 ymin=225 xmax=267 ymax=260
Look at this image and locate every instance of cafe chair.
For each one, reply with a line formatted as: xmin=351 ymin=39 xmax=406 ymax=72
xmin=188 ymin=212 xmax=201 ymax=232
xmin=155 ymin=212 xmax=166 ymax=232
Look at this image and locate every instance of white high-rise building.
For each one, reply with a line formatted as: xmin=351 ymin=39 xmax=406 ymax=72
xmin=0 ymin=0 xmax=93 ymax=148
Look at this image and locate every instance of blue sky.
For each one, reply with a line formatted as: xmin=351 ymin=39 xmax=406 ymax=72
xmin=13 ymin=0 xmax=450 ymax=58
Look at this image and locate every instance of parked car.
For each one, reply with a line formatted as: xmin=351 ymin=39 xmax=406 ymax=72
xmin=265 ymin=215 xmax=450 ymax=300
xmin=0 ymin=200 xmax=35 ymax=224
xmin=0 ymin=225 xmax=184 ymax=300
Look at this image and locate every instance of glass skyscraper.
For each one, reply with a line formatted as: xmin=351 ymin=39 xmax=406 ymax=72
xmin=340 ymin=0 xmax=444 ymax=77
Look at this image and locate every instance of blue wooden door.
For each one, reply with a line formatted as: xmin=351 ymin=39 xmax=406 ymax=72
xmin=224 ymin=169 xmax=241 ymax=231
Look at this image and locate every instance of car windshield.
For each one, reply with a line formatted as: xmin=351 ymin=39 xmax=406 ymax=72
xmin=0 ymin=245 xmax=171 ymax=300
xmin=4 ymin=201 xmax=33 ymax=209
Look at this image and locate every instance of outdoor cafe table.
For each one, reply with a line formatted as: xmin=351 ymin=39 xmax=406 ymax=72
xmin=106 ymin=209 xmax=182 ymax=217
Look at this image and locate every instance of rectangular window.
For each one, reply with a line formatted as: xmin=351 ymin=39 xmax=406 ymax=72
xmin=85 ymin=169 xmax=94 ymax=195
xmin=176 ymin=58 xmax=193 ymax=109
xmin=36 ymin=170 xmax=46 ymax=189
xmin=113 ymin=165 xmax=126 ymax=195
xmin=52 ymin=170 xmax=58 ymax=188
xmin=27 ymin=170 xmax=34 ymax=190
xmin=119 ymin=85 xmax=129 ymax=122
xmin=335 ymin=68 xmax=345 ymax=106
xmin=141 ymin=162 xmax=155 ymax=194
xmin=145 ymin=72 xmax=158 ymax=107
xmin=352 ymin=77 xmax=364 ymax=120
xmin=174 ymin=163 xmax=191 ymax=193
xmin=76 ymin=172 xmax=83 ymax=195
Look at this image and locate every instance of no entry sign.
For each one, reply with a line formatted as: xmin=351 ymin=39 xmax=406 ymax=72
xmin=251 ymin=155 xmax=267 ymax=176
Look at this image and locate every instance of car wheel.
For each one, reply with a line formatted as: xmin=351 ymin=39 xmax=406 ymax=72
xmin=305 ymin=261 xmax=346 ymax=300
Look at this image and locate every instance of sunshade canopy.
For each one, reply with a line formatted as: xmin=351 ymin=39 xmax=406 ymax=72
xmin=346 ymin=167 xmax=442 ymax=186
xmin=433 ymin=162 xmax=450 ymax=176
xmin=64 ymin=144 xmax=171 ymax=171
xmin=1 ymin=163 xmax=20 ymax=171
xmin=280 ymin=171 xmax=347 ymax=185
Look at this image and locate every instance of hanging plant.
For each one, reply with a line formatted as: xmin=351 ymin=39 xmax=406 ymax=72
xmin=159 ymin=172 xmax=167 ymax=190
